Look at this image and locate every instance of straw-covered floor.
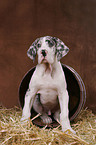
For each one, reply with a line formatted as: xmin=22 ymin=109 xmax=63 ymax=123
xmin=0 ymin=106 xmax=96 ymax=145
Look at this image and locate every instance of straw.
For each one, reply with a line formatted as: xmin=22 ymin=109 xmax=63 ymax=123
xmin=0 ymin=105 xmax=96 ymax=145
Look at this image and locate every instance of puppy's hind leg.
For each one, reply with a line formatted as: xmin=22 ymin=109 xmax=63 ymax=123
xmin=33 ymin=94 xmax=43 ymax=113
xmin=53 ymin=109 xmax=60 ymax=123
xmin=33 ymin=94 xmax=52 ymax=124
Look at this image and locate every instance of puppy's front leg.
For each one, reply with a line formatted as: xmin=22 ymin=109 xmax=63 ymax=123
xmin=21 ymin=88 xmax=36 ymax=122
xmin=58 ymin=89 xmax=76 ymax=134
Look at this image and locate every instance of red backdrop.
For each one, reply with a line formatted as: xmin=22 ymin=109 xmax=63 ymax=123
xmin=0 ymin=0 xmax=96 ymax=112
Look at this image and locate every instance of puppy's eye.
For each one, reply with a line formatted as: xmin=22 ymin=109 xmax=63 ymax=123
xmin=46 ymin=40 xmax=54 ymax=47
xmin=37 ymin=43 xmax=41 ymax=48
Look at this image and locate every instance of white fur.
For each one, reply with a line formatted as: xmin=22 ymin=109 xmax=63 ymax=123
xmin=37 ymin=37 xmax=55 ymax=64
xmin=21 ymin=36 xmax=75 ymax=134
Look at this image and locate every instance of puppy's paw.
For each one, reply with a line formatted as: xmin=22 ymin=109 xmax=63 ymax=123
xmin=62 ymin=127 xmax=76 ymax=134
xmin=20 ymin=116 xmax=29 ymax=123
xmin=41 ymin=115 xmax=52 ymax=124
xmin=67 ymin=128 xmax=76 ymax=134
xmin=70 ymin=128 xmax=76 ymax=134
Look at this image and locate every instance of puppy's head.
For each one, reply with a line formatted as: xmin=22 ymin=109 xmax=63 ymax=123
xmin=27 ymin=36 xmax=69 ymax=64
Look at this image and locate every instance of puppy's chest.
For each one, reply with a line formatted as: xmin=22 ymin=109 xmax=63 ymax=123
xmin=38 ymin=73 xmax=57 ymax=89
xmin=37 ymin=88 xmax=58 ymax=105
xmin=37 ymin=74 xmax=58 ymax=104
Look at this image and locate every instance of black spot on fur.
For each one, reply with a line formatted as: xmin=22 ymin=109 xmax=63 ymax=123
xmin=37 ymin=43 xmax=41 ymax=48
xmin=45 ymin=39 xmax=55 ymax=47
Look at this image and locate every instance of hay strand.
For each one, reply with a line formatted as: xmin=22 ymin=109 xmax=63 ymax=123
xmin=0 ymin=106 xmax=96 ymax=145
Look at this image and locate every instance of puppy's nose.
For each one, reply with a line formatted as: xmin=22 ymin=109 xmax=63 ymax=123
xmin=41 ymin=50 xmax=47 ymax=57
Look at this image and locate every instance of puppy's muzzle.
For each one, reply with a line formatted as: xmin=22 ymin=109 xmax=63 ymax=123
xmin=41 ymin=49 xmax=47 ymax=57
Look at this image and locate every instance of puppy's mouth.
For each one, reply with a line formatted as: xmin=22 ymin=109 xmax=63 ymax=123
xmin=40 ymin=56 xmax=48 ymax=64
xmin=40 ymin=57 xmax=53 ymax=74
xmin=42 ymin=58 xmax=48 ymax=63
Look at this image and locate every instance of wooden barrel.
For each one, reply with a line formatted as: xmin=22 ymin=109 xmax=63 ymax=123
xmin=19 ymin=64 xmax=86 ymax=128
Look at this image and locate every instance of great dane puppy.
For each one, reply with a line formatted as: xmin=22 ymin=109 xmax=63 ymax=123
xmin=21 ymin=36 xmax=75 ymax=134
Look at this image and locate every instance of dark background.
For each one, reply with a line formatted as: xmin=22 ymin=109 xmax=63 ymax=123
xmin=0 ymin=0 xmax=96 ymax=112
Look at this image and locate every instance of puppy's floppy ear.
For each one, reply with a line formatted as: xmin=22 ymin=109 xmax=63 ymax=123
xmin=27 ymin=38 xmax=40 ymax=61
xmin=53 ymin=37 xmax=69 ymax=61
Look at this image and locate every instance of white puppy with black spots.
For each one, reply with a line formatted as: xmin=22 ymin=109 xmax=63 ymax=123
xmin=21 ymin=36 xmax=75 ymax=134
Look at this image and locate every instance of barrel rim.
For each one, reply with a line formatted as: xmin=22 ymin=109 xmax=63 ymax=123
xmin=63 ymin=64 xmax=86 ymax=121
